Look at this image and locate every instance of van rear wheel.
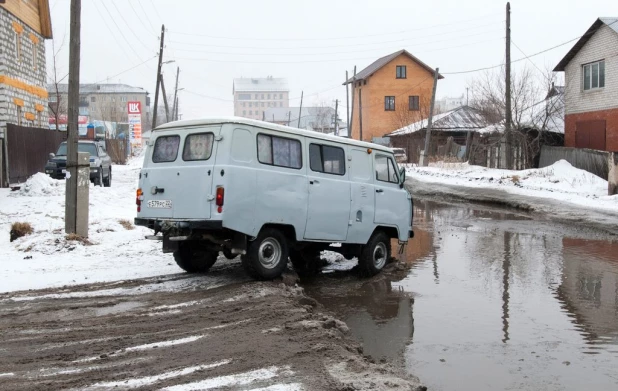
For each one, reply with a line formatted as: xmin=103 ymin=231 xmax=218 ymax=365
xmin=241 ymin=228 xmax=288 ymax=280
xmin=173 ymin=243 xmax=218 ymax=273
xmin=358 ymin=231 xmax=391 ymax=277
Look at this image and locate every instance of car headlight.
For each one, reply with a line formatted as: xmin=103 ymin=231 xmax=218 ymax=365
xmin=47 ymin=162 xmax=57 ymax=168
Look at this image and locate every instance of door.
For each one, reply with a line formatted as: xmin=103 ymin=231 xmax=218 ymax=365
xmin=139 ymin=127 xmax=219 ymax=220
xmin=346 ymin=148 xmax=375 ymax=244
xmin=373 ymin=154 xmax=405 ymax=226
xmin=304 ymin=142 xmax=351 ymax=241
xmin=576 ymin=120 xmax=606 ymax=150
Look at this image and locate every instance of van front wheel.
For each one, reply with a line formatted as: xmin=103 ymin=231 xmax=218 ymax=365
xmin=358 ymin=231 xmax=391 ymax=277
xmin=242 ymin=228 xmax=289 ymax=280
xmin=173 ymin=243 xmax=218 ymax=273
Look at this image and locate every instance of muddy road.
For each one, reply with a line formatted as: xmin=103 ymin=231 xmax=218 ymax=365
xmin=0 ymin=260 xmax=422 ymax=391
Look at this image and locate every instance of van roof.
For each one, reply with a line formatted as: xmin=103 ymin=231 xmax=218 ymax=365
xmin=155 ymin=116 xmax=394 ymax=153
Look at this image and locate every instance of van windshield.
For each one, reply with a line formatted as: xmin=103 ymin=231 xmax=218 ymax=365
xmin=55 ymin=143 xmax=98 ymax=157
xmin=393 ymin=148 xmax=405 ymax=154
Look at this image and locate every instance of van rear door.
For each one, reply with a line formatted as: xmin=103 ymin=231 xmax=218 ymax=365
xmin=139 ymin=126 xmax=220 ymax=220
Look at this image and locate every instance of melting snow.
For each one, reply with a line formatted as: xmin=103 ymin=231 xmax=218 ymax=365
xmin=162 ymin=366 xmax=293 ymax=391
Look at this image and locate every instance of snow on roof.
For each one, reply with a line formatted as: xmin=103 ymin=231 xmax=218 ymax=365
xmin=233 ymin=77 xmax=289 ymax=93
xmin=48 ymin=84 xmax=148 ymax=94
xmin=387 ymin=106 xmax=489 ymax=136
xmin=155 ymin=116 xmax=392 ymax=152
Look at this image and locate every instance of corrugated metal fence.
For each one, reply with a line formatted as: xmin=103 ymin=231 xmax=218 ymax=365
xmin=539 ymin=145 xmax=608 ymax=179
xmin=6 ymin=124 xmax=67 ymax=185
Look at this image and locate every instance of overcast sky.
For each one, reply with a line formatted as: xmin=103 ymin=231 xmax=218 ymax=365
xmin=46 ymin=0 xmax=615 ymax=120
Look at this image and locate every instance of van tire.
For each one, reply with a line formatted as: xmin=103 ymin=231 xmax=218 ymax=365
xmin=358 ymin=231 xmax=390 ymax=277
xmin=241 ymin=228 xmax=288 ymax=280
xmin=173 ymin=243 xmax=218 ymax=273
xmin=222 ymin=248 xmax=236 ymax=260
xmin=289 ymin=249 xmax=321 ymax=275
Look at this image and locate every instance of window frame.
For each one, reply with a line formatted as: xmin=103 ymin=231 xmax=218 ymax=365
xmin=375 ymin=154 xmax=399 ymax=184
xmin=256 ymin=133 xmax=303 ymax=170
xmin=396 ymin=65 xmax=407 ymax=79
xmin=152 ymin=135 xmax=181 ymax=163
xmin=309 ymin=143 xmax=346 ymax=176
xmin=583 ymin=60 xmax=605 ymax=91
xmin=384 ymin=96 xmax=395 ymax=111
xmin=408 ymin=95 xmax=420 ymax=111
xmin=182 ymin=132 xmax=215 ymax=162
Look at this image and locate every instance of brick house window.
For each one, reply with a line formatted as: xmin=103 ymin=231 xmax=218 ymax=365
xmin=17 ymin=106 xmax=22 ymax=126
xmin=91 ymin=96 xmax=96 ymax=102
xmin=15 ymin=33 xmax=22 ymax=61
xmin=384 ymin=96 xmax=395 ymax=111
xmin=409 ymin=96 xmax=420 ymax=111
xmin=249 ymin=110 xmax=253 ymax=115
xmin=121 ymin=96 xmax=127 ymax=102
xmin=396 ymin=66 xmax=407 ymax=79
xmin=583 ymin=60 xmax=605 ymax=90
xmin=243 ymin=110 xmax=246 ymax=115
xmin=280 ymin=93 xmax=283 ymax=99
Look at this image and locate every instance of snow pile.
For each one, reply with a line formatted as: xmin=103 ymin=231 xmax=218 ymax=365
xmin=11 ymin=173 xmax=64 ymax=197
xmin=406 ymin=159 xmax=617 ymax=214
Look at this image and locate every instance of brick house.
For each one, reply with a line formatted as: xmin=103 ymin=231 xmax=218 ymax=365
xmin=0 ymin=0 xmax=52 ymax=185
xmin=343 ymin=49 xmax=442 ymax=142
xmin=554 ymin=17 xmax=618 ymax=152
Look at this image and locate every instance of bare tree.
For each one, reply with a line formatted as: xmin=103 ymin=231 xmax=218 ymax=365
xmin=389 ymin=95 xmax=432 ymax=131
xmin=47 ymin=33 xmax=68 ymax=130
xmin=311 ymin=101 xmax=334 ymax=133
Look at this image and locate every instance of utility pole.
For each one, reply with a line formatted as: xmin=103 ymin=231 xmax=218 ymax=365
xmin=287 ymin=111 xmax=291 ymax=126
xmin=65 ymin=0 xmax=81 ymax=234
xmin=297 ymin=91 xmax=303 ymax=128
xmin=172 ymin=67 xmax=179 ymax=121
xmin=358 ymin=89 xmax=363 ymax=142
xmin=421 ymin=67 xmax=440 ymax=167
xmin=152 ymin=25 xmax=165 ymax=129
xmin=466 ymin=87 xmax=469 ymax=106
xmin=505 ymin=2 xmax=513 ymax=169
xmin=349 ymin=66 xmax=356 ymax=139
xmin=334 ymin=99 xmax=339 ymax=136
xmin=173 ymin=96 xmax=179 ymax=121
xmin=160 ymin=75 xmax=170 ymax=123
xmin=345 ymin=71 xmax=350 ymax=137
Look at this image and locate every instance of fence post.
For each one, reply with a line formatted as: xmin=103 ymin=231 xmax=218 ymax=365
xmin=609 ymin=152 xmax=618 ymax=196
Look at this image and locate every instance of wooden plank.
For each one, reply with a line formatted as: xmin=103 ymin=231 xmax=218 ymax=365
xmin=1 ymin=0 xmax=42 ymax=35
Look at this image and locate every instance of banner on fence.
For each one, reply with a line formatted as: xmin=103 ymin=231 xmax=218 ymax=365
xmin=128 ymin=101 xmax=142 ymax=147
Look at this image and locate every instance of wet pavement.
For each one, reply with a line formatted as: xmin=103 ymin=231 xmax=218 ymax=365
xmin=305 ymin=200 xmax=618 ymax=391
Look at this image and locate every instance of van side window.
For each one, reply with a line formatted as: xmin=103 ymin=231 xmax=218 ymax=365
xmin=182 ymin=133 xmax=214 ymax=161
xmin=257 ymin=134 xmax=302 ymax=169
xmin=309 ymin=144 xmax=345 ymax=175
xmin=153 ymin=135 xmax=180 ymax=163
xmin=376 ymin=155 xmax=398 ymax=183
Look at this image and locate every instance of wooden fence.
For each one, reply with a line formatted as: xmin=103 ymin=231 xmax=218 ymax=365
xmin=539 ymin=145 xmax=609 ymax=179
xmin=5 ymin=124 xmax=67 ymax=186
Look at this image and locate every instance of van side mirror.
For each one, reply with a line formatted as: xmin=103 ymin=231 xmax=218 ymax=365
xmin=399 ymin=167 xmax=406 ymax=188
xmin=49 ymin=153 xmax=55 ymax=159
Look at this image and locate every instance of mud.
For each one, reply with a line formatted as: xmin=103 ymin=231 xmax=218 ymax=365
xmin=0 ymin=267 xmax=423 ymax=391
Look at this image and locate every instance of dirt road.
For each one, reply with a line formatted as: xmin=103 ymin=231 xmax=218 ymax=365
xmin=0 ymin=259 xmax=423 ymax=391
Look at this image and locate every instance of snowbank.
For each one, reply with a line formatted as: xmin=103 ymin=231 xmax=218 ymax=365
xmin=406 ymin=159 xmax=618 ymax=219
xmin=0 ymin=156 xmax=180 ymax=293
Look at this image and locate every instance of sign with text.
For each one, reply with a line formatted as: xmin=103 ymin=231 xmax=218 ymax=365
xmin=127 ymin=101 xmax=142 ymax=146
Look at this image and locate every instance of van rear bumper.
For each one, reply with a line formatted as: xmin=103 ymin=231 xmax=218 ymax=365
xmin=134 ymin=218 xmax=223 ymax=231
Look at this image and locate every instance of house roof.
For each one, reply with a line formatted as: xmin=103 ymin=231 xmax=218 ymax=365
xmin=343 ymin=49 xmax=444 ymax=85
xmin=0 ymin=1 xmax=53 ymax=38
xmin=48 ymin=84 xmax=148 ymax=95
xmin=386 ymin=106 xmax=489 ymax=136
xmin=554 ymin=17 xmax=618 ymax=71
xmin=233 ymin=77 xmax=289 ymax=93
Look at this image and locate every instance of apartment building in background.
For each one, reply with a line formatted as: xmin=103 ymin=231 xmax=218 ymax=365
xmin=233 ymin=77 xmax=289 ymax=120
xmin=48 ymin=83 xmax=150 ymax=129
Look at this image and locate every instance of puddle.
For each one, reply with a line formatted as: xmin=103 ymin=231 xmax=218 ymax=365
xmin=306 ymin=200 xmax=618 ymax=390
xmin=94 ymin=301 xmax=144 ymax=316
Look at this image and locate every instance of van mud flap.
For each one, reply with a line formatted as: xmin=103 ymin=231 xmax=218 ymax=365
xmin=162 ymin=236 xmax=179 ymax=254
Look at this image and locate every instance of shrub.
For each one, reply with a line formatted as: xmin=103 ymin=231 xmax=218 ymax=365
xmin=118 ymin=219 xmax=134 ymax=230
xmin=10 ymin=222 xmax=33 ymax=242
xmin=511 ymin=175 xmax=520 ymax=184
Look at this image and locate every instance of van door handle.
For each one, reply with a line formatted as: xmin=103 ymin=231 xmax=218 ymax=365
xmin=310 ymin=180 xmax=319 ymax=185
xmin=376 ymin=189 xmax=384 ymax=193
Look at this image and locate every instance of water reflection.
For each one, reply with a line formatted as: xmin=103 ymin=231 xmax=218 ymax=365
xmin=309 ymin=199 xmax=618 ymax=390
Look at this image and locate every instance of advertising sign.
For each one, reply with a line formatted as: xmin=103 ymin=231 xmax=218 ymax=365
xmin=128 ymin=101 xmax=142 ymax=147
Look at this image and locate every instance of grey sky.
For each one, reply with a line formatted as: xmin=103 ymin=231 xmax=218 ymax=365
xmin=47 ymin=0 xmax=616 ymax=120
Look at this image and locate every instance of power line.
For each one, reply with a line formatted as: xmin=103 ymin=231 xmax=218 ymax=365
xmin=110 ymin=0 xmax=154 ymax=52
xmin=169 ymin=11 xmax=503 ymax=42
xmin=137 ymin=0 xmax=157 ymax=34
xmin=129 ymin=0 xmax=157 ymax=37
xmin=92 ymin=55 xmax=158 ymax=84
xmin=92 ymin=0 xmax=141 ymax=65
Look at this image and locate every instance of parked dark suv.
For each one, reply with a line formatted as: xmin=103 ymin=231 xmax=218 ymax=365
xmin=45 ymin=141 xmax=113 ymax=187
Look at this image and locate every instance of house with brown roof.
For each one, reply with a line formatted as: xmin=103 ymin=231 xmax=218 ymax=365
xmin=554 ymin=17 xmax=618 ymax=152
xmin=343 ymin=49 xmax=442 ymax=142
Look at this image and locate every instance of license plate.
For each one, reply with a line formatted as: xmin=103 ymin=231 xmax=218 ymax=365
xmin=148 ymin=200 xmax=172 ymax=209
xmin=62 ymin=169 xmax=66 ymax=174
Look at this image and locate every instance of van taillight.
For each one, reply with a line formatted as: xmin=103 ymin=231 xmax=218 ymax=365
xmin=136 ymin=188 xmax=144 ymax=212
xmin=216 ymin=187 xmax=224 ymax=213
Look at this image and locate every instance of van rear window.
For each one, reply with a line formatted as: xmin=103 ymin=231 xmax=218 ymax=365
xmin=183 ymin=133 xmax=214 ymax=161
xmin=153 ymin=135 xmax=180 ymax=163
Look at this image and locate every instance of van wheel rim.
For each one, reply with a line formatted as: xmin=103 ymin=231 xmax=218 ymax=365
xmin=258 ymin=238 xmax=281 ymax=269
xmin=373 ymin=242 xmax=387 ymax=269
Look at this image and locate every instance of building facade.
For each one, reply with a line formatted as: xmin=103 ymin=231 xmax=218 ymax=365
xmin=554 ymin=18 xmax=618 ymax=152
xmin=48 ymin=83 xmax=150 ymax=129
xmin=233 ymin=77 xmax=289 ymax=120
xmin=435 ymin=94 xmax=465 ymax=113
xmin=0 ymin=1 xmax=52 ymax=134
xmin=344 ymin=50 xmax=442 ymax=142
